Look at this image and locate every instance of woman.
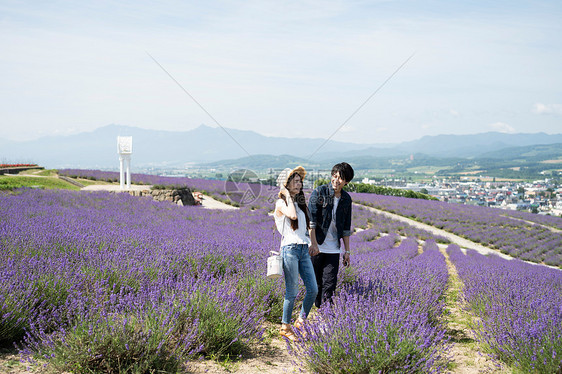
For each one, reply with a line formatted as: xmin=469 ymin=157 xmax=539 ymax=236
xmin=274 ymin=166 xmax=318 ymax=341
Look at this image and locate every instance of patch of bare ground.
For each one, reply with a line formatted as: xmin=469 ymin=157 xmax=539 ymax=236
xmin=0 ymin=348 xmax=43 ymax=374
xmin=187 ymin=323 xmax=299 ymax=374
xmin=439 ymin=246 xmax=510 ymax=374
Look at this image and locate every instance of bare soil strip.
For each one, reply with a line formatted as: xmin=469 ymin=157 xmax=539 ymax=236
xmin=501 ymin=215 xmax=562 ymax=233
xmin=187 ymin=328 xmax=298 ymax=374
xmin=438 ymin=246 xmax=509 ymax=374
xmin=0 ymin=349 xmax=39 ymax=374
xmin=199 ymin=194 xmax=238 ymax=210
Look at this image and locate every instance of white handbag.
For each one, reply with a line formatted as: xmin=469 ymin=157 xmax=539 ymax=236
xmin=267 ymin=250 xmax=283 ymax=279
xmin=267 ymin=216 xmax=285 ymax=279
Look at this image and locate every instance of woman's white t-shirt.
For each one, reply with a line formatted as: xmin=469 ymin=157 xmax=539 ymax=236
xmin=275 ymin=199 xmax=310 ymax=247
xmin=318 ymin=196 xmax=341 ymax=254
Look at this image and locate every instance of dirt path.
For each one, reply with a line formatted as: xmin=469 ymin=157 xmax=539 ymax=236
xmin=81 ymin=184 xmax=151 ymax=192
xmin=438 ymin=245 xmax=509 ymax=374
xmin=0 ymin=348 xmax=39 ymax=374
xmin=502 ymin=215 xmax=562 ymax=233
xmin=188 ymin=329 xmax=298 ymax=374
xmin=199 ymin=195 xmax=238 ymax=210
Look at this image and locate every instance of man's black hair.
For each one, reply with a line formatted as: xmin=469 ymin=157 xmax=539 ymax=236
xmin=331 ymin=162 xmax=354 ymax=183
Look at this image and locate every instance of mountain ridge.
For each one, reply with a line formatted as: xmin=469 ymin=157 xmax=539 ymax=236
xmin=1 ymin=124 xmax=561 ymax=169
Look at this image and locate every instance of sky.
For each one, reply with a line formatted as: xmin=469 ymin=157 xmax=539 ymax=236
xmin=1 ymin=0 xmax=561 ymax=144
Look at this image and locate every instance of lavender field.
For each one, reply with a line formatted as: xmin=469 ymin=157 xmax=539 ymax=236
xmin=1 ymin=183 xmax=561 ymax=373
xmin=352 ymin=193 xmax=562 ymax=267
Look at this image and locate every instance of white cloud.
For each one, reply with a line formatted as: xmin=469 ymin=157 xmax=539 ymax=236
xmin=449 ymin=109 xmax=460 ymax=117
xmin=533 ymin=103 xmax=562 ymax=116
xmin=489 ymin=122 xmax=516 ymax=133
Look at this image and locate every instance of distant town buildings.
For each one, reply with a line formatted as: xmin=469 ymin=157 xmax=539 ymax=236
xmin=361 ymin=177 xmax=562 ymax=216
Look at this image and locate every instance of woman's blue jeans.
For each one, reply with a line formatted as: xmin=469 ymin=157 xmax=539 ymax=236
xmin=281 ymin=243 xmax=318 ymax=324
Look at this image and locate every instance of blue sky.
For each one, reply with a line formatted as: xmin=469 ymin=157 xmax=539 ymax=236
xmin=1 ymin=0 xmax=561 ymax=144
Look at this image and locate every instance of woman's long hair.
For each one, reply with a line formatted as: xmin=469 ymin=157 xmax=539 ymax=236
xmin=281 ymin=173 xmax=310 ymax=231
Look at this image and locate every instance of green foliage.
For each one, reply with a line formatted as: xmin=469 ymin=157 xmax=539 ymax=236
xmin=33 ymin=277 xmax=70 ymax=310
xmin=151 ymin=184 xmax=190 ymax=190
xmin=314 ymin=180 xmax=435 ymax=200
xmin=0 ymin=176 xmax=80 ymax=191
xmin=339 ymin=266 xmax=358 ymax=288
xmin=185 ymin=253 xmax=245 ymax=278
xmin=179 ymin=291 xmax=253 ymax=358
xmin=345 ymin=182 xmax=437 ymax=200
xmin=0 ymin=295 xmax=31 ymax=345
xmin=314 ymin=178 xmax=329 ymax=188
xmin=23 ymin=169 xmax=57 ymax=177
xmin=103 ymin=269 xmax=141 ymax=294
xmin=47 ymin=313 xmax=182 ymax=374
xmin=237 ymin=276 xmax=284 ymax=323
xmin=303 ymin=324 xmax=428 ymax=374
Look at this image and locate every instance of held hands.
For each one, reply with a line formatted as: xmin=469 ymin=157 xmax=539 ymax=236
xmin=309 ymin=243 xmax=320 ymax=256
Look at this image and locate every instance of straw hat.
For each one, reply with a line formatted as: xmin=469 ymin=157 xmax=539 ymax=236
xmin=277 ymin=166 xmax=306 ymax=198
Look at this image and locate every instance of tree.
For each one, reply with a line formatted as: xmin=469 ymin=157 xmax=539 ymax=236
xmin=531 ymin=206 xmax=539 ymax=214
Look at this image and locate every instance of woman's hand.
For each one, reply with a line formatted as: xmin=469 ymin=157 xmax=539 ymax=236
xmin=280 ymin=185 xmax=291 ymax=198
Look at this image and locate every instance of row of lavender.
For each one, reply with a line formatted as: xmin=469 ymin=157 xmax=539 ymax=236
xmin=1 ymin=188 xmax=452 ymax=372
xmin=352 ymin=192 xmax=562 ymax=267
xmin=447 ymin=246 xmax=562 ymax=373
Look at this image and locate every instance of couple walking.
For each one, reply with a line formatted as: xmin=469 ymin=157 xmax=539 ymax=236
xmin=274 ymin=162 xmax=354 ymax=341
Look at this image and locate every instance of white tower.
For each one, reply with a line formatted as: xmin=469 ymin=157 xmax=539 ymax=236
xmin=117 ymin=136 xmax=132 ymax=190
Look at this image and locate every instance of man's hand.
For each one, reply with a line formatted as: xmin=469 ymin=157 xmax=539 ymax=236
xmin=343 ymin=252 xmax=350 ymax=267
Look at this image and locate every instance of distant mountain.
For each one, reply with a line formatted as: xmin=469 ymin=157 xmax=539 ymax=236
xmin=204 ymin=154 xmax=320 ymax=170
xmin=0 ymin=124 xmax=373 ymax=168
xmin=393 ymin=132 xmax=562 ymax=157
xmin=477 ymin=143 xmax=562 ymax=161
xmin=1 ymin=124 xmax=561 ymax=169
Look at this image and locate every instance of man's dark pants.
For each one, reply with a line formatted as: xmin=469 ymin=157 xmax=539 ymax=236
xmin=311 ymin=252 xmax=340 ymax=308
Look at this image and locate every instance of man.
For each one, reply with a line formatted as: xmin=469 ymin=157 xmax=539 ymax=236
xmin=308 ymin=162 xmax=354 ymax=307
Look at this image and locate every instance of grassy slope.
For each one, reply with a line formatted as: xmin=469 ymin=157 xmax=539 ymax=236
xmin=0 ymin=175 xmax=80 ymax=191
